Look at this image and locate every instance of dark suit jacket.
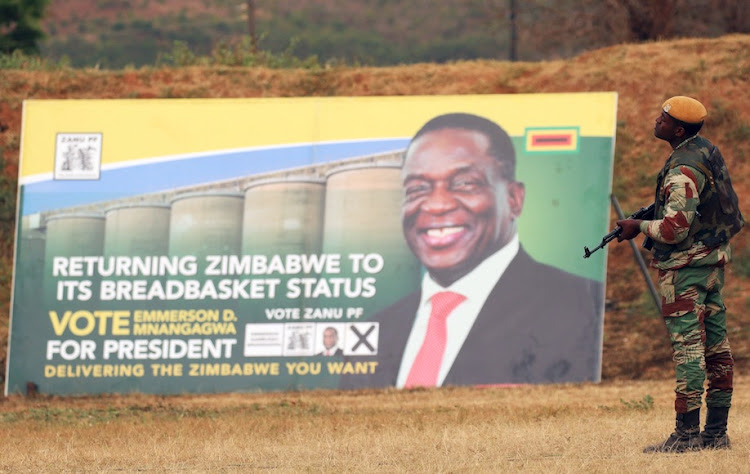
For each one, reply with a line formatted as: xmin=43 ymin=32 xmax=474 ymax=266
xmin=317 ymin=347 xmax=344 ymax=357
xmin=340 ymin=247 xmax=604 ymax=388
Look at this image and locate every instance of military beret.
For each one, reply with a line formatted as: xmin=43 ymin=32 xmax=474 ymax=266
xmin=662 ymin=96 xmax=707 ymax=124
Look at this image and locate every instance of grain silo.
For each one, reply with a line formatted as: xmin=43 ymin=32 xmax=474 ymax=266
xmin=42 ymin=213 xmax=106 ymax=300
xmin=168 ymin=191 xmax=244 ymax=257
xmin=15 ymin=229 xmax=46 ymax=302
xmin=44 ymin=213 xmax=106 ymax=257
xmin=242 ymin=176 xmax=326 ymax=256
xmin=322 ymin=158 xmax=420 ymax=312
xmin=104 ymin=202 xmax=171 ymax=256
xmin=18 ymin=214 xmax=46 ymax=280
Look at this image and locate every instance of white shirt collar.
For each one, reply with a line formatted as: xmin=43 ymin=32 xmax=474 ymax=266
xmin=396 ymin=233 xmax=520 ymax=388
xmin=420 ymin=233 xmax=520 ymax=302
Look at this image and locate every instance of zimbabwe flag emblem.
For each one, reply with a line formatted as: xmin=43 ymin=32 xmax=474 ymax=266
xmin=524 ymin=127 xmax=579 ymax=153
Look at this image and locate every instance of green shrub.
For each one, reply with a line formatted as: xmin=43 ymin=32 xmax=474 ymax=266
xmin=619 ymin=394 xmax=654 ymax=411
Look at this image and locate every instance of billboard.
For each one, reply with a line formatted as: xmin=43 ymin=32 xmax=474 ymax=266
xmin=7 ymin=93 xmax=617 ymax=395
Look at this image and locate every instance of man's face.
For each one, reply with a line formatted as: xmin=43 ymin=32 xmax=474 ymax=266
xmin=654 ymin=111 xmax=681 ymax=142
xmin=401 ymin=128 xmax=524 ymax=285
xmin=323 ymin=328 xmax=338 ymax=349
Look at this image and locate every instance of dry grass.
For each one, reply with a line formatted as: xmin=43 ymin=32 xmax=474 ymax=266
xmin=1 ymin=378 xmax=748 ymax=472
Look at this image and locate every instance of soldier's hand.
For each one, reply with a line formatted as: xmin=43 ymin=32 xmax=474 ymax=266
xmin=616 ymin=219 xmax=642 ymax=242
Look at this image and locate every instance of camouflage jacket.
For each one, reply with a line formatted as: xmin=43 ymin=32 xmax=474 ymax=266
xmin=639 ymin=135 xmax=742 ymax=270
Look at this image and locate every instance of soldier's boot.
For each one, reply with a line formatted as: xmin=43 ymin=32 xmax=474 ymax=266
xmin=643 ymin=409 xmax=703 ymax=453
xmin=701 ymin=406 xmax=731 ymax=449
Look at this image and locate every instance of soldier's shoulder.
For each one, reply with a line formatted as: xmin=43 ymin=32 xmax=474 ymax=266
xmin=671 ymin=137 xmax=713 ymax=175
xmin=678 ymin=135 xmax=713 ymax=159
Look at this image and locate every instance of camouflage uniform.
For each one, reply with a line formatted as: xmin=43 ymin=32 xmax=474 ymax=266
xmin=640 ymin=134 xmax=739 ymax=414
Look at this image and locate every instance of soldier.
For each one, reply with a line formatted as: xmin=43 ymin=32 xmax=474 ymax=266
xmin=617 ymin=96 xmax=744 ymax=452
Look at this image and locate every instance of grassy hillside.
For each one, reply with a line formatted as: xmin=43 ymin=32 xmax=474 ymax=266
xmin=1 ymin=34 xmax=750 ymax=391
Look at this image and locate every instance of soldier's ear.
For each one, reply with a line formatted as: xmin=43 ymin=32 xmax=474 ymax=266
xmin=674 ymin=124 xmax=686 ymax=138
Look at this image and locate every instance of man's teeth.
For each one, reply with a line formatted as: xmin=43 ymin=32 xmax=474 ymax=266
xmin=426 ymin=226 xmax=462 ymax=237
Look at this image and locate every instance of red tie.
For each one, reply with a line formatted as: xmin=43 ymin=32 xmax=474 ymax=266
xmin=404 ymin=291 xmax=466 ymax=388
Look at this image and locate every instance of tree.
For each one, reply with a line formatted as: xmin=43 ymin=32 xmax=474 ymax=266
xmin=473 ymin=0 xmax=688 ymax=61
xmin=247 ymin=0 xmax=257 ymax=52
xmin=0 ymin=0 xmax=49 ymax=54
xmin=611 ymin=0 xmax=684 ymax=41
xmin=716 ymin=0 xmax=750 ymax=33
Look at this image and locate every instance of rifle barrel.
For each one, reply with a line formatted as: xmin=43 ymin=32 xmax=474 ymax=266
xmin=583 ymin=226 xmax=622 ymax=258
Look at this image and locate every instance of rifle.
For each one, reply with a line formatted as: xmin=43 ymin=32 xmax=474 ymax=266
xmin=583 ymin=203 xmax=655 ymax=258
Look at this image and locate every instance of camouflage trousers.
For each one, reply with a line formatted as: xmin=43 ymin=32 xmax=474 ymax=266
xmin=658 ymin=265 xmax=734 ymax=413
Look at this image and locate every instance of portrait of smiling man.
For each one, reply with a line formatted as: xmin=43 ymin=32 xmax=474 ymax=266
xmin=340 ymin=112 xmax=604 ymax=389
